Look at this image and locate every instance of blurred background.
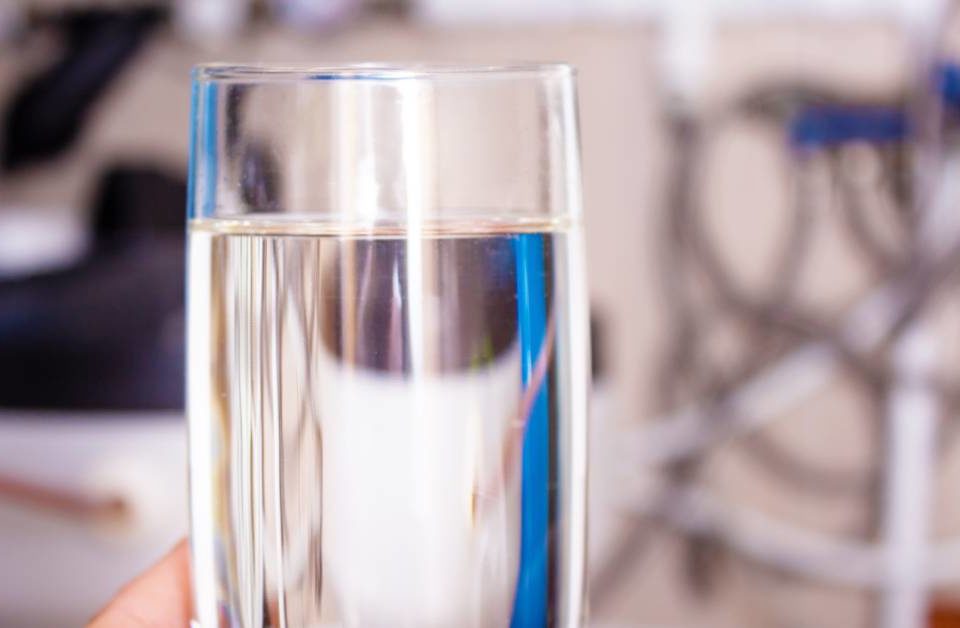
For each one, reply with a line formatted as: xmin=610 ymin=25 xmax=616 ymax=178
xmin=4 ymin=0 xmax=960 ymax=626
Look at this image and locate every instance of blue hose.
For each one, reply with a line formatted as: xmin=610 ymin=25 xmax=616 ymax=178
xmin=510 ymin=233 xmax=550 ymax=628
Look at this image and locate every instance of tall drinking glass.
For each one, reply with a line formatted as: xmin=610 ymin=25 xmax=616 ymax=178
xmin=186 ymin=63 xmax=588 ymax=628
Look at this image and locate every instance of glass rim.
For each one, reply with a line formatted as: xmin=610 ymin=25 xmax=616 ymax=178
xmin=192 ymin=62 xmax=575 ymax=83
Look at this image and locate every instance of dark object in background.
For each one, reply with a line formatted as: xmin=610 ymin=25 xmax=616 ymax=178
xmin=0 ymin=165 xmax=186 ymax=411
xmin=1 ymin=7 xmax=164 ymax=171
xmin=590 ymin=312 xmax=605 ymax=381
xmin=94 ymin=164 xmax=186 ymax=237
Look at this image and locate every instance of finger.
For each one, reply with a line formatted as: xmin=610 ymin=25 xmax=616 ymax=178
xmin=88 ymin=539 xmax=192 ymax=628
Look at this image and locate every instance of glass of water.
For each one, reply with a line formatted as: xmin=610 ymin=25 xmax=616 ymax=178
xmin=186 ymin=63 xmax=588 ymax=628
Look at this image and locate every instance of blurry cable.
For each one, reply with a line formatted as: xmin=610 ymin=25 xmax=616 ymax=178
xmin=593 ymin=72 xmax=960 ymax=615
xmin=1 ymin=7 xmax=164 ymax=171
xmin=0 ymin=470 xmax=128 ymax=523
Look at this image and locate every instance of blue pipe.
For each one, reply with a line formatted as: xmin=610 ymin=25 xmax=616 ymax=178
xmin=789 ymin=105 xmax=908 ymax=150
xmin=510 ymin=233 xmax=550 ymax=628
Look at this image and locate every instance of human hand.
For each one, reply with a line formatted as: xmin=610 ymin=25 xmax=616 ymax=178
xmin=88 ymin=540 xmax=191 ymax=627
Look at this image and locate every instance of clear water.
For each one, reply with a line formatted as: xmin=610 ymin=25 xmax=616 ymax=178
xmin=187 ymin=217 xmax=588 ymax=628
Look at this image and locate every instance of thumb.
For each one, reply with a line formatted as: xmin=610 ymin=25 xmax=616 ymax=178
xmin=88 ymin=539 xmax=192 ymax=628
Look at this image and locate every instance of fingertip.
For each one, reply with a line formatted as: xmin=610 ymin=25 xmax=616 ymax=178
xmin=88 ymin=539 xmax=192 ymax=628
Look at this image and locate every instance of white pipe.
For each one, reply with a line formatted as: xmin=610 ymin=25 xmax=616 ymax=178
xmin=616 ymin=470 xmax=960 ymax=588
xmin=628 ymin=149 xmax=960 ymax=465
xmin=880 ymin=325 xmax=938 ymax=628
